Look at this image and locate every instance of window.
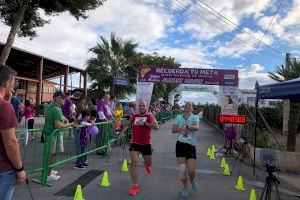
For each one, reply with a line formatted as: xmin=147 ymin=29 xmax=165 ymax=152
xmin=259 ymin=99 xmax=265 ymax=105
xmin=247 ymin=97 xmax=256 ymax=103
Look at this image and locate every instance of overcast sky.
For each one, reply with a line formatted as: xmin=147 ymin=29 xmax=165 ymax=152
xmin=1 ymin=0 xmax=299 ymax=103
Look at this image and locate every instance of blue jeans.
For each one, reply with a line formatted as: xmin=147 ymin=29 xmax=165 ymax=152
xmin=0 ymin=170 xmax=16 ymax=200
xmin=76 ymin=146 xmax=87 ymax=166
xmin=74 ymin=129 xmax=87 ymax=166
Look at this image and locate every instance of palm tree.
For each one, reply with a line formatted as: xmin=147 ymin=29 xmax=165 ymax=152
xmin=268 ymin=58 xmax=300 ymax=152
xmin=87 ymin=33 xmax=138 ymax=98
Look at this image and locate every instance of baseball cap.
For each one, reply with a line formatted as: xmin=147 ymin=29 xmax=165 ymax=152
xmin=53 ymin=91 xmax=67 ymax=99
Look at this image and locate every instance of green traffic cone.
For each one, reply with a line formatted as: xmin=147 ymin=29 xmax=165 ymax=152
xmin=220 ymin=157 xmax=226 ymax=168
xmin=121 ymin=159 xmax=128 ymax=172
xmin=249 ymin=189 xmax=257 ymax=200
xmin=74 ymin=184 xmax=83 ymax=200
xmin=235 ymin=175 xmax=245 ymax=191
xmin=223 ymin=164 xmax=230 ymax=176
xmin=207 ymin=147 xmax=211 ymax=157
xmin=100 ymin=171 xmax=110 ymax=187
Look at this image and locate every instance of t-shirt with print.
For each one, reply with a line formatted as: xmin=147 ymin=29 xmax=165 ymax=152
xmin=130 ymin=113 xmax=156 ymax=145
xmin=0 ymin=98 xmax=18 ymax=173
xmin=44 ymin=102 xmax=65 ymax=136
xmin=175 ymin=114 xmax=199 ymax=146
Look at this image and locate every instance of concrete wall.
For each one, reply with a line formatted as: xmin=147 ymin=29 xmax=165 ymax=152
xmin=250 ymin=147 xmax=300 ymax=172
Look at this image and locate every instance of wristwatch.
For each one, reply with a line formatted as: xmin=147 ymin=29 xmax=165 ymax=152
xmin=14 ymin=166 xmax=24 ymax=172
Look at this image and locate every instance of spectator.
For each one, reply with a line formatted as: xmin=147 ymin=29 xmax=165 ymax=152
xmin=110 ymin=96 xmax=117 ymax=113
xmin=96 ymin=94 xmax=112 ymax=155
xmin=0 ymin=65 xmax=26 ymax=200
xmin=23 ymin=99 xmax=35 ymax=140
xmin=97 ymin=94 xmax=112 ymax=121
xmin=90 ymin=98 xmax=97 ymax=112
xmin=44 ymin=91 xmax=73 ymax=181
xmin=74 ymin=110 xmax=91 ymax=169
xmin=114 ymin=103 xmax=123 ymax=131
xmin=124 ymin=102 xmax=135 ymax=120
xmin=76 ymin=98 xmax=88 ymax=119
xmin=62 ymin=92 xmax=73 ymax=122
xmin=10 ymin=92 xmax=21 ymax=123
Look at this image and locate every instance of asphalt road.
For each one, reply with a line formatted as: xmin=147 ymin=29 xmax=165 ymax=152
xmin=13 ymin=119 xmax=300 ymax=200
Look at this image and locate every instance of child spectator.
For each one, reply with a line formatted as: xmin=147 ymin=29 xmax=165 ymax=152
xmin=113 ymin=103 xmax=123 ymax=131
xmin=24 ymin=100 xmax=35 ymax=140
xmin=74 ymin=110 xmax=91 ymax=169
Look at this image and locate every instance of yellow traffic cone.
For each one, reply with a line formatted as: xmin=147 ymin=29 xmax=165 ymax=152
xmin=100 ymin=171 xmax=110 ymax=187
xmin=121 ymin=159 xmax=128 ymax=172
xmin=73 ymin=184 xmax=83 ymax=200
xmin=220 ymin=157 xmax=226 ymax=168
xmin=235 ymin=175 xmax=245 ymax=191
xmin=209 ymin=151 xmax=215 ymax=160
xmin=206 ymin=147 xmax=211 ymax=157
xmin=211 ymin=145 xmax=216 ymax=153
xmin=223 ymin=164 xmax=230 ymax=176
xmin=249 ymin=189 xmax=257 ymax=200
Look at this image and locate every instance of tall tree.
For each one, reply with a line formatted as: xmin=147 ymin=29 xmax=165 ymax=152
xmin=87 ymin=33 xmax=138 ymax=98
xmin=0 ymin=0 xmax=105 ymax=65
xmin=268 ymin=58 xmax=300 ymax=152
xmin=132 ymin=52 xmax=181 ymax=103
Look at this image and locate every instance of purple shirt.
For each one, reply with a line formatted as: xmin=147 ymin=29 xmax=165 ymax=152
xmin=62 ymin=98 xmax=72 ymax=120
xmin=97 ymin=99 xmax=112 ymax=120
xmin=24 ymin=105 xmax=33 ymax=119
xmin=79 ymin=120 xmax=89 ymax=147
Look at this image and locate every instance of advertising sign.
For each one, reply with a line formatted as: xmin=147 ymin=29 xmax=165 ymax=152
xmin=138 ymin=67 xmax=238 ymax=86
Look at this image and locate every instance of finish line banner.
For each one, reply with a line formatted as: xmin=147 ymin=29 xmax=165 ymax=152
xmin=138 ymin=66 xmax=238 ymax=86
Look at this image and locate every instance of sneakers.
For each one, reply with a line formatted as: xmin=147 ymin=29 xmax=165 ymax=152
xmin=74 ymin=165 xmax=85 ymax=170
xmin=50 ymin=170 xmax=58 ymax=175
xmin=192 ymin=182 xmax=199 ymax=190
xmin=181 ymin=187 xmax=189 ymax=197
xmin=128 ymin=185 xmax=139 ymax=196
xmin=82 ymin=162 xmax=90 ymax=167
xmin=47 ymin=174 xmax=61 ymax=181
xmin=145 ymin=165 xmax=152 ymax=174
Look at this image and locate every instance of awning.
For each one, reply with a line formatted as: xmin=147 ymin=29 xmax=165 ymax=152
xmin=257 ymin=78 xmax=300 ymax=100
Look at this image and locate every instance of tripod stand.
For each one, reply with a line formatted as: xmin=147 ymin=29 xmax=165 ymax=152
xmin=260 ymin=165 xmax=281 ymax=200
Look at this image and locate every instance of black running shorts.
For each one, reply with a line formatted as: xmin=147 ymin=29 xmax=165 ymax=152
xmin=129 ymin=143 xmax=152 ymax=155
xmin=176 ymin=141 xmax=197 ymax=159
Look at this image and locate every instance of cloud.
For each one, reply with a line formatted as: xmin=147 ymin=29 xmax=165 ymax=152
xmin=179 ymin=0 xmax=272 ymax=40
xmin=0 ymin=12 xmax=97 ymax=68
xmin=238 ymin=64 xmax=275 ymax=89
xmin=258 ymin=0 xmax=300 ymax=46
xmin=142 ymin=43 xmax=214 ymax=68
xmin=0 ymin=0 xmax=173 ymax=69
xmin=85 ymin=0 xmax=172 ymax=44
xmin=214 ymin=28 xmax=273 ymax=58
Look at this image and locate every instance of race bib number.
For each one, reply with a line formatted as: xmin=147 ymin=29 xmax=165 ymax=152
xmin=134 ymin=117 xmax=147 ymax=125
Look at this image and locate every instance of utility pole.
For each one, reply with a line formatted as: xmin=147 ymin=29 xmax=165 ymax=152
xmin=282 ymin=53 xmax=291 ymax=135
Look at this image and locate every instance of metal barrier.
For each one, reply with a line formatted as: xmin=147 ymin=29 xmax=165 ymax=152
xmin=17 ymin=110 xmax=179 ymax=186
xmin=16 ymin=128 xmax=45 ymax=175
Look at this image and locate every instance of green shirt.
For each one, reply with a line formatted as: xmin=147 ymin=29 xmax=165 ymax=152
xmin=44 ymin=102 xmax=64 ymax=136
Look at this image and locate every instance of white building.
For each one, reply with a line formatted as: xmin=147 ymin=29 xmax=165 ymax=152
xmin=239 ymin=89 xmax=280 ymax=108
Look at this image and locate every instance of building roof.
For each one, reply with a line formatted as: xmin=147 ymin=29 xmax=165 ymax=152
xmin=0 ymin=42 xmax=84 ymax=80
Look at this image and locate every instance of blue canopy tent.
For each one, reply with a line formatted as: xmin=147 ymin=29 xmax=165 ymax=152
xmin=257 ymin=78 xmax=300 ymax=100
xmin=252 ymin=78 xmax=300 ymax=175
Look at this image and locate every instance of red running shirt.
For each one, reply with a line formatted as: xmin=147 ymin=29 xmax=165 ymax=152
xmin=130 ymin=113 xmax=155 ymax=145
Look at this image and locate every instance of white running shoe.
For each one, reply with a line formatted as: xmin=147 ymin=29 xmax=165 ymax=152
xmin=47 ymin=174 xmax=61 ymax=181
xmin=51 ymin=170 xmax=58 ymax=175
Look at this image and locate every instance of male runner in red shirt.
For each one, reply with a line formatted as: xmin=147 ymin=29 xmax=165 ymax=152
xmin=120 ymin=100 xmax=159 ymax=196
